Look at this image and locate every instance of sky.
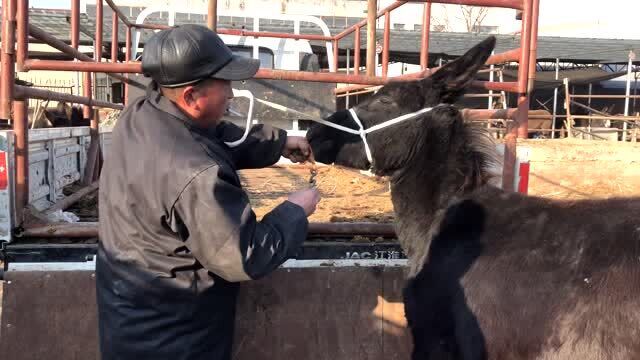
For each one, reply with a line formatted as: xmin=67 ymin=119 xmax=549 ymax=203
xmin=30 ymin=0 xmax=70 ymax=9
xmin=27 ymin=0 xmax=640 ymax=40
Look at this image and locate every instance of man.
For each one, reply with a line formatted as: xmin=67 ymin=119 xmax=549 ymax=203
xmin=96 ymin=24 xmax=320 ymax=360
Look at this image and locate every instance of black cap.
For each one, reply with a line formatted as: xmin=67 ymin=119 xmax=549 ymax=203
xmin=141 ymin=24 xmax=260 ymax=88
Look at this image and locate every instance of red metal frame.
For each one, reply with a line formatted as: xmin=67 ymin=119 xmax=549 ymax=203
xmin=2 ymin=0 xmax=538 ymax=229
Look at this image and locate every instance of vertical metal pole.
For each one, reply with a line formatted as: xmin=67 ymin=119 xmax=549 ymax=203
xmin=623 ymin=51 xmax=634 ymax=141
xmin=551 ymin=58 xmax=559 ymax=139
xmin=346 ymin=48 xmax=350 ymax=108
xmin=564 ymin=78 xmax=572 ymax=138
xmin=489 ymin=51 xmax=495 ymax=110
xmin=333 ymin=39 xmax=339 ymax=74
xmin=515 ymin=0 xmax=534 ymax=138
xmin=82 ymin=0 xmax=95 ymax=122
xmin=382 ymin=11 xmax=390 ymax=77
xmin=14 ymin=98 xmax=28 ymax=223
xmin=499 ymin=69 xmax=507 ymax=109
xmin=0 ymin=0 xmax=17 ymax=120
xmin=366 ymin=0 xmax=377 ymax=76
xmin=111 ymin=12 xmax=119 ymax=63
xmin=95 ymin=0 xmax=103 ymax=63
xmin=346 ymin=48 xmax=350 ymax=75
xmin=16 ymin=0 xmax=27 ymax=71
xmin=72 ymin=0 xmax=81 ymax=103
xmin=208 ymin=0 xmax=217 ymax=31
xmin=71 ymin=0 xmax=80 ymax=49
xmin=419 ymin=2 xmax=431 ymax=70
xmin=528 ymin=0 xmax=540 ymax=95
xmin=587 ymin=83 xmax=592 ymax=135
xmin=92 ymin=0 xmax=103 ymax=166
xmin=125 ymin=26 xmax=131 ymax=106
xmin=354 ymin=27 xmax=361 ymax=75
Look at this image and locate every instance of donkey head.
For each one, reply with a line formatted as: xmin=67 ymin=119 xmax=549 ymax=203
xmin=306 ymin=36 xmax=496 ymax=176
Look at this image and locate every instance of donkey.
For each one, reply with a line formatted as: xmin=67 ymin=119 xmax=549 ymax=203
xmin=306 ymin=36 xmax=640 ymax=359
xmin=45 ymin=101 xmax=87 ymax=127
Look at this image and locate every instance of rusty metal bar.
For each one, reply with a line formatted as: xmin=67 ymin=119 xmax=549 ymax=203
xmin=354 ymin=28 xmax=361 ymax=75
xmin=219 ymin=28 xmax=333 ymax=41
xmin=487 ymin=48 xmax=520 ymax=65
xmin=14 ymin=85 xmax=124 ymax=110
xmin=22 ymin=64 xmax=518 ymax=91
xmin=0 ymin=0 xmax=17 ymax=120
xmin=131 ymin=24 xmax=335 ymax=42
xmin=15 ymin=0 xmax=27 ymax=71
xmin=334 ymin=49 xmax=519 ymax=95
xmin=111 ymin=12 xmax=119 ymax=62
xmin=71 ymin=0 xmax=80 ymax=49
xmin=513 ymin=0 xmax=533 ymax=138
xmin=411 ymin=0 xmax=523 ymax=10
xmin=19 ymin=221 xmax=397 ymax=238
xmin=335 ymin=1 xmax=406 ymax=40
xmin=104 ymin=0 xmax=132 ymax=27
xmin=333 ymin=39 xmax=339 ymax=73
xmin=502 ymin=133 xmax=516 ymax=192
xmin=517 ymin=0 xmax=532 ymax=95
xmin=366 ymin=0 xmax=377 ymax=76
xmin=45 ymin=182 xmax=99 ymax=214
xmin=125 ymin=26 xmax=131 ymax=105
xmin=335 ymin=88 xmax=379 ymax=98
xmin=128 ymin=22 xmax=170 ymax=30
xmin=208 ymin=0 xmax=217 ymax=31
xmin=382 ymin=11 xmax=390 ymax=77
xmin=527 ymin=0 xmax=539 ymax=94
xmin=255 ymin=69 xmax=388 ymax=85
xmin=28 ymin=25 xmax=142 ymax=88
xmin=420 ymin=2 xmax=431 ymax=70
xmin=95 ymin=0 xmax=103 ymax=62
xmin=472 ymin=81 xmax=519 ymax=93
xmin=83 ymin=75 xmax=93 ymax=119
xmin=461 ymin=108 xmax=518 ymax=121
xmin=23 ymin=59 xmax=141 ymax=72
xmin=14 ymin=98 xmax=28 ymax=224
xmin=570 ymin=115 xmax=640 ymax=121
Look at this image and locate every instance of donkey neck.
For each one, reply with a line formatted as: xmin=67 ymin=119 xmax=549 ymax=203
xmin=389 ymin=128 xmax=484 ymax=269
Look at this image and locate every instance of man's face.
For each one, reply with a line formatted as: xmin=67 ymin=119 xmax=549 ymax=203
xmin=192 ymin=78 xmax=234 ymax=126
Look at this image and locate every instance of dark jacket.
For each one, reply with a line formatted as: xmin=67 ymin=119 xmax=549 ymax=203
xmin=96 ymin=82 xmax=308 ymax=360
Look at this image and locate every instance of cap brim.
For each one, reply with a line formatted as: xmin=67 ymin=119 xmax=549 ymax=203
xmin=212 ymin=55 xmax=260 ymax=81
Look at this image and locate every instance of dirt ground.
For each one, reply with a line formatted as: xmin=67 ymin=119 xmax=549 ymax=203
xmin=63 ymin=138 xmax=640 ymax=224
xmin=240 ymin=165 xmax=394 ymax=223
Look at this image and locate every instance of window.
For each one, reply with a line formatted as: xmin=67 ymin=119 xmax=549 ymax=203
xmin=228 ymin=45 xmax=274 ymax=69
xmin=298 ymin=119 xmax=314 ymax=131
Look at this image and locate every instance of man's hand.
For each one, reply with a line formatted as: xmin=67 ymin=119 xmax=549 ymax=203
xmin=287 ymin=188 xmax=321 ymax=217
xmin=282 ymin=136 xmax=314 ymax=163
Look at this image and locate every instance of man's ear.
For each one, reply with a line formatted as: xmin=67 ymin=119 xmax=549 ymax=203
xmin=181 ymin=86 xmax=198 ymax=108
xmin=426 ymin=36 xmax=496 ymax=103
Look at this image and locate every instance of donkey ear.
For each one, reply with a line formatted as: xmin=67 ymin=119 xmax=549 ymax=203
xmin=428 ymin=36 xmax=496 ymax=103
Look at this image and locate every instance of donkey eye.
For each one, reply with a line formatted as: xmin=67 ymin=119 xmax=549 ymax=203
xmin=378 ymin=96 xmax=394 ymax=104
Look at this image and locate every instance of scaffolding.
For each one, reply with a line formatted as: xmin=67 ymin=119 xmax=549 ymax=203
xmin=0 ymin=0 xmax=540 ymax=237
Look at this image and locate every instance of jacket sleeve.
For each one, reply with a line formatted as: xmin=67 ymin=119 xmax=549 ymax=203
xmin=170 ymin=164 xmax=308 ymax=282
xmin=215 ymin=121 xmax=288 ymax=170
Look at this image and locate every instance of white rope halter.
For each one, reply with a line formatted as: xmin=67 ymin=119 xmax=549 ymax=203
xmin=311 ymin=105 xmax=446 ymax=167
xmin=225 ymin=91 xmax=446 ymax=168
